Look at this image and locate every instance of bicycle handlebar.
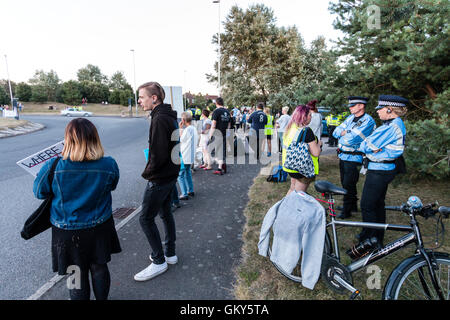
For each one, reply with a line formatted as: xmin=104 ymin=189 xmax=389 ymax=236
xmin=439 ymin=206 xmax=450 ymax=218
xmin=385 ymin=204 xmax=449 ymax=219
xmin=385 ymin=206 xmax=402 ymax=211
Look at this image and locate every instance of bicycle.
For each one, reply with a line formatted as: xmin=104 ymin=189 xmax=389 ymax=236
xmin=269 ymin=180 xmax=450 ymax=300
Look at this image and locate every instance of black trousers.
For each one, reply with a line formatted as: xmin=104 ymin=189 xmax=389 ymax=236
xmin=140 ymin=180 xmax=177 ymax=264
xmin=339 ymin=160 xmax=361 ymax=214
xmin=328 ymin=126 xmax=338 ymax=146
xmin=360 ymin=170 xmax=396 ymax=244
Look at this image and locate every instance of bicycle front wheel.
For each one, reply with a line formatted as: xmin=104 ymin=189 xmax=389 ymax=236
xmin=383 ymin=252 xmax=450 ymax=300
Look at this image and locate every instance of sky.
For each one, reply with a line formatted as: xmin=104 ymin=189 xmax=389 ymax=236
xmin=0 ymin=0 xmax=343 ymax=96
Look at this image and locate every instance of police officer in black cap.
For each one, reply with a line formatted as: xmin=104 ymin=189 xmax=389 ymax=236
xmin=332 ymin=96 xmax=376 ymax=219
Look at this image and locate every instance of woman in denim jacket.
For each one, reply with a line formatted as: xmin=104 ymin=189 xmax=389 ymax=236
xmin=33 ymin=118 xmax=120 ymax=300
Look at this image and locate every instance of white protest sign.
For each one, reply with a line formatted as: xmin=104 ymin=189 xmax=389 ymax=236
xmin=3 ymin=109 xmax=17 ymax=118
xmin=16 ymin=140 xmax=64 ymax=176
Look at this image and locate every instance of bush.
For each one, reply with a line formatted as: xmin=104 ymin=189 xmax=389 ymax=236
xmin=60 ymin=81 xmax=82 ymax=105
xmin=404 ymin=116 xmax=449 ymax=181
xmin=31 ymin=84 xmax=48 ymax=102
xmin=15 ymin=82 xmax=32 ymax=102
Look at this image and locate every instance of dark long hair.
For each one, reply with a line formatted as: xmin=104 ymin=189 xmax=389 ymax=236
xmin=307 ymin=99 xmax=318 ymax=112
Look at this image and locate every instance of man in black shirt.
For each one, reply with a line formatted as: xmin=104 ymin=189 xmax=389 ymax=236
xmin=210 ymin=97 xmax=231 ymax=175
xmin=247 ymin=103 xmax=268 ymax=160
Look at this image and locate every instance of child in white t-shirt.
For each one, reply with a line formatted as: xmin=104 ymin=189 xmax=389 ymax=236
xmin=178 ymin=112 xmax=199 ymax=200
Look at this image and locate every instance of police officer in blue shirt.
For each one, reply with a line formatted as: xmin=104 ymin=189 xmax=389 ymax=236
xmin=333 ymin=96 xmax=376 ymax=219
xmin=357 ymin=95 xmax=408 ymax=246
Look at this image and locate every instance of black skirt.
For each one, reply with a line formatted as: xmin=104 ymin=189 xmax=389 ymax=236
xmin=51 ymin=216 xmax=122 ymax=275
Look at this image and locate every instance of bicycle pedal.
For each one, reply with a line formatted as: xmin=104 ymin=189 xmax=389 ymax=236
xmin=349 ymin=290 xmax=361 ymax=300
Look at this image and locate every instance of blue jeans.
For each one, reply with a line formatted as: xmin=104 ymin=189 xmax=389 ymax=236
xmin=178 ymin=167 xmax=193 ymax=196
xmin=171 ymin=184 xmax=179 ymax=205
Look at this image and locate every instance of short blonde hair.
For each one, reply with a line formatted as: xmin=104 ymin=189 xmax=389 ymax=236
xmin=62 ymin=118 xmax=104 ymax=162
xmin=391 ymin=106 xmax=408 ymax=117
xmin=282 ymin=106 xmax=290 ymax=113
xmin=181 ymin=111 xmax=193 ymax=123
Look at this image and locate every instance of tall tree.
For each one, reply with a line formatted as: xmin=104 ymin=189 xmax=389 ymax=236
xmin=329 ymin=0 xmax=450 ymax=118
xmin=109 ymin=71 xmax=132 ymax=91
xmin=77 ymin=64 xmax=108 ymax=84
xmin=15 ymin=82 xmax=32 ymax=102
xmin=0 ymin=86 xmax=9 ymax=105
xmin=208 ymin=4 xmax=305 ymax=106
xmin=60 ymin=80 xmax=82 ymax=105
xmin=29 ymin=70 xmax=61 ymax=102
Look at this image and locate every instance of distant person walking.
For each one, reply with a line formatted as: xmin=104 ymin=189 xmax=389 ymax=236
xmin=178 ymin=111 xmax=199 ymax=200
xmin=264 ymin=107 xmax=274 ymax=157
xmin=210 ymin=97 xmax=231 ymax=175
xmin=33 ymin=118 xmax=121 ymax=300
xmin=134 ymin=82 xmax=181 ymax=282
xmin=276 ymin=107 xmax=291 ymax=153
xmin=306 ymin=100 xmax=323 ymax=141
xmin=199 ymin=109 xmax=213 ymax=170
xmin=247 ymin=103 xmax=268 ymax=160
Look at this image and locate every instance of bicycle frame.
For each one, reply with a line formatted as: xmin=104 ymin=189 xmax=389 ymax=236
xmin=322 ymin=195 xmax=416 ymax=273
xmin=329 ymin=219 xmax=415 ymax=273
xmin=322 ymin=194 xmax=446 ymax=300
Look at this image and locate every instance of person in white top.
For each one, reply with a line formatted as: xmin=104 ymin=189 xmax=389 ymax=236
xmin=306 ymin=99 xmax=323 ymax=141
xmin=178 ymin=111 xmax=199 ymax=200
xmin=199 ymin=109 xmax=213 ymax=170
xmin=275 ymin=106 xmax=291 ymax=153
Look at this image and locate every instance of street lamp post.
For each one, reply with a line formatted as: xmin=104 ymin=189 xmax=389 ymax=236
xmin=213 ymin=0 xmax=221 ymax=96
xmin=130 ymin=49 xmax=138 ymax=117
xmin=4 ymin=55 xmax=14 ymax=109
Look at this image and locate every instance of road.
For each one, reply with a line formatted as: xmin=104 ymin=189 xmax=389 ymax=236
xmin=0 ymin=115 xmax=336 ymax=299
xmin=0 ymin=115 xmax=150 ymax=299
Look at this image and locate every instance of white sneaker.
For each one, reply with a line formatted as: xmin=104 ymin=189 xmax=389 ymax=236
xmin=134 ymin=262 xmax=168 ymax=282
xmin=149 ymin=255 xmax=178 ymax=265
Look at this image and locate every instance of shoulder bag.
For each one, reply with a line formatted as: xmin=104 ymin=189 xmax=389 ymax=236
xmin=283 ymin=128 xmax=315 ymax=178
xmin=21 ymin=157 xmax=60 ymax=240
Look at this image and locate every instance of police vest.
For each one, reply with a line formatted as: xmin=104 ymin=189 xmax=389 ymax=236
xmin=264 ymin=115 xmax=274 ymax=135
xmin=326 ymin=114 xmax=340 ymax=126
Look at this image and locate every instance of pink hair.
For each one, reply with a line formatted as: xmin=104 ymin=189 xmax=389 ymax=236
xmin=286 ymin=105 xmax=310 ymax=132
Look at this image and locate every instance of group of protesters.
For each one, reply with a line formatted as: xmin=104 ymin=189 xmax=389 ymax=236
xmin=32 ymin=79 xmax=408 ymax=299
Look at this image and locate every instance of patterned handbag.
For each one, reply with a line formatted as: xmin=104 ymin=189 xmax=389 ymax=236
xmin=284 ymin=128 xmax=315 ymax=178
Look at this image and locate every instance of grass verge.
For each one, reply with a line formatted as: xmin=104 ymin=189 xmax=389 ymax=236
xmin=0 ymin=118 xmax=29 ymax=130
xmin=234 ymin=155 xmax=450 ymax=300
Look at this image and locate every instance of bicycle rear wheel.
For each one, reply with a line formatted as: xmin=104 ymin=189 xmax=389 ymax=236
xmin=268 ymin=230 xmax=332 ymax=283
xmin=383 ymin=252 xmax=450 ymax=300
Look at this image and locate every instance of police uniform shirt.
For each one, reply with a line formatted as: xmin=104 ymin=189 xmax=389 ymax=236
xmin=359 ymin=117 xmax=406 ymax=171
xmin=332 ymin=113 xmax=376 ymax=163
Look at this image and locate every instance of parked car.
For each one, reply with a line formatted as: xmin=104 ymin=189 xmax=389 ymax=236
xmin=60 ymin=107 xmax=92 ymax=117
xmin=318 ymin=107 xmax=331 ymax=136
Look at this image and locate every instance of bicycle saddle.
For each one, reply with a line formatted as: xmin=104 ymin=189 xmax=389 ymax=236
xmin=314 ymin=180 xmax=347 ymax=195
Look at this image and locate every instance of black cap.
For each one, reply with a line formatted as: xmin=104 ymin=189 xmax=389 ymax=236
xmin=347 ymin=96 xmax=369 ymax=107
xmin=376 ymin=95 xmax=409 ymax=109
